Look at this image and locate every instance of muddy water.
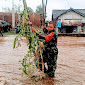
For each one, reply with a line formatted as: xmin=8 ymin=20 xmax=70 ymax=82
xmin=0 ymin=35 xmax=85 ymax=85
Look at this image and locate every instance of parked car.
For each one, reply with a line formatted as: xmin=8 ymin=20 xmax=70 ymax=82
xmin=0 ymin=20 xmax=12 ymax=32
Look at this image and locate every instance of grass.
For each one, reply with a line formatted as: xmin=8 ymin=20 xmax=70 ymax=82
xmin=3 ymin=31 xmax=16 ymax=36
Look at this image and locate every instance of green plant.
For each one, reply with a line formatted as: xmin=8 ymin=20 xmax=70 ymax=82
xmin=13 ymin=12 xmax=45 ymax=78
xmin=13 ymin=0 xmax=46 ymax=78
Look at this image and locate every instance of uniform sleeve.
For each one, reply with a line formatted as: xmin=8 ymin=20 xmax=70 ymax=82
xmin=43 ymin=29 xmax=48 ymax=34
xmin=44 ymin=32 xmax=55 ymax=42
xmin=36 ymin=32 xmax=55 ymax=42
xmin=36 ymin=33 xmax=45 ymax=39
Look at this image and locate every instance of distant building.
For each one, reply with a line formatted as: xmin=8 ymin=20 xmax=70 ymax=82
xmin=52 ymin=8 xmax=85 ymax=34
xmin=0 ymin=12 xmax=18 ymax=26
xmin=0 ymin=12 xmax=43 ymax=27
xmin=29 ymin=13 xmax=43 ymax=27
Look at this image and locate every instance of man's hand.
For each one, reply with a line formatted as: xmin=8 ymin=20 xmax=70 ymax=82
xmin=31 ymin=27 xmax=36 ymax=32
xmin=41 ymin=25 xmax=46 ymax=30
xmin=25 ymin=21 xmax=32 ymax=26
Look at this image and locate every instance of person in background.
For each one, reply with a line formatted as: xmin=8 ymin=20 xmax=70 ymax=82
xmin=57 ymin=20 xmax=62 ymax=33
xmin=0 ymin=23 xmax=3 ymax=37
xmin=73 ymin=28 xmax=76 ymax=33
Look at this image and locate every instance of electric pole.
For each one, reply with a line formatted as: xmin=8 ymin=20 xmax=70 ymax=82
xmin=12 ymin=0 xmax=15 ymax=29
xmin=2 ymin=8 xmax=4 ymax=21
xmin=42 ymin=0 xmax=45 ymax=25
xmin=18 ymin=3 xmax=21 ymax=22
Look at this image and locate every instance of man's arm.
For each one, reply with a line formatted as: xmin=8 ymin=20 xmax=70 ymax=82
xmin=31 ymin=26 xmax=55 ymax=42
xmin=36 ymin=33 xmax=45 ymax=40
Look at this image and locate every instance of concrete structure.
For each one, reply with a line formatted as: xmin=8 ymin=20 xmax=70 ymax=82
xmin=52 ymin=8 xmax=85 ymax=34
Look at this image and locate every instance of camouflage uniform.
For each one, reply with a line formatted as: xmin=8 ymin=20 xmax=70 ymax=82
xmin=37 ymin=29 xmax=58 ymax=77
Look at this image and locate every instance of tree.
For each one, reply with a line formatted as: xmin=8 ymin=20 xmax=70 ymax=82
xmin=35 ymin=5 xmax=43 ymax=13
xmin=28 ymin=7 xmax=34 ymax=13
xmin=14 ymin=0 xmax=45 ymax=78
xmin=14 ymin=4 xmax=23 ymax=13
xmin=2 ymin=7 xmax=12 ymax=13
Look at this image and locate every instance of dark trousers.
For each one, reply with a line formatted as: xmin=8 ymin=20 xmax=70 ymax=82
xmin=39 ymin=50 xmax=58 ymax=77
xmin=58 ymin=27 xmax=63 ymax=33
xmin=58 ymin=27 xmax=61 ymax=33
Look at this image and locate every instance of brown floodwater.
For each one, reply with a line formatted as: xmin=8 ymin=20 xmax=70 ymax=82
xmin=0 ymin=35 xmax=85 ymax=85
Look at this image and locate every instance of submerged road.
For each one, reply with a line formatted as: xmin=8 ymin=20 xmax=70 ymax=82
xmin=0 ymin=35 xmax=85 ymax=85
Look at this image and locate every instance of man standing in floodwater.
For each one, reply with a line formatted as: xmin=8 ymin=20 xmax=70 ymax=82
xmin=31 ymin=22 xmax=58 ymax=77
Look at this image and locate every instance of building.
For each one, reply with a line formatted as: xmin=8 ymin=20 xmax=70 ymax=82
xmin=52 ymin=8 xmax=85 ymax=34
xmin=29 ymin=13 xmax=43 ymax=27
xmin=0 ymin=12 xmax=18 ymax=26
xmin=0 ymin=12 xmax=43 ymax=27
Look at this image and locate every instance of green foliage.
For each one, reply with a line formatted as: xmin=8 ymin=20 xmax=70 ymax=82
xmin=14 ymin=4 xmax=22 ymax=13
xmin=13 ymin=0 xmax=46 ymax=78
xmin=13 ymin=8 xmax=45 ymax=78
xmin=35 ymin=5 xmax=43 ymax=13
xmin=14 ymin=24 xmax=45 ymax=77
xmin=4 ymin=31 xmax=16 ymax=36
xmin=2 ymin=7 xmax=12 ymax=13
xmin=28 ymin=7 xmax=34 ymax=13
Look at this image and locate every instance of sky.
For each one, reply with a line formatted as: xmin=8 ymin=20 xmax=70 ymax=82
xmin=0 ymin=0 xmax=85 ymax=20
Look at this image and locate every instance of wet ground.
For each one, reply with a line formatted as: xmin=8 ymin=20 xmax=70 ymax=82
xmin=0 ymin=35 xmax=85 ymax=85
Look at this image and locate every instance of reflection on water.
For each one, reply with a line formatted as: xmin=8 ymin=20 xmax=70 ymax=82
xmin=23 ymin=77 xmax=55 ymax=85
xmin=0 ymin=36 xmax=85 ymax=85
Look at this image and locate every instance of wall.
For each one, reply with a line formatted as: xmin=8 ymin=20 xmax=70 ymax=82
xmin=0 ymin=12 xmax=43 ymax=27
xmin=0 ymin=12 xmax=18 ymax=26
xmin=29 ymin=13 xmax=43 ymax=27
xmin=57 ymin=11 xmax=85 ymax=33
xmin=58 ymin=11 xmax=85 ymax=22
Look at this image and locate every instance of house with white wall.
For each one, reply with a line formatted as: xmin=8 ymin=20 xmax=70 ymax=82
xmin=52 ymin=8 xmax=85 ymax=34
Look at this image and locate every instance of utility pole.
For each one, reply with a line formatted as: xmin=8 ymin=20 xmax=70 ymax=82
xmin=42 ymin=0 xmax=45 ymax=25
xmin=12 ymin=0 xmax=15 ymax=29
xmin=45 ymin=0 xmax=47 ymax=20
xmin=18 ymin=3 xmax=21 ymax=22
xmin=2 ymin=8 xmax=4 ymax=21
